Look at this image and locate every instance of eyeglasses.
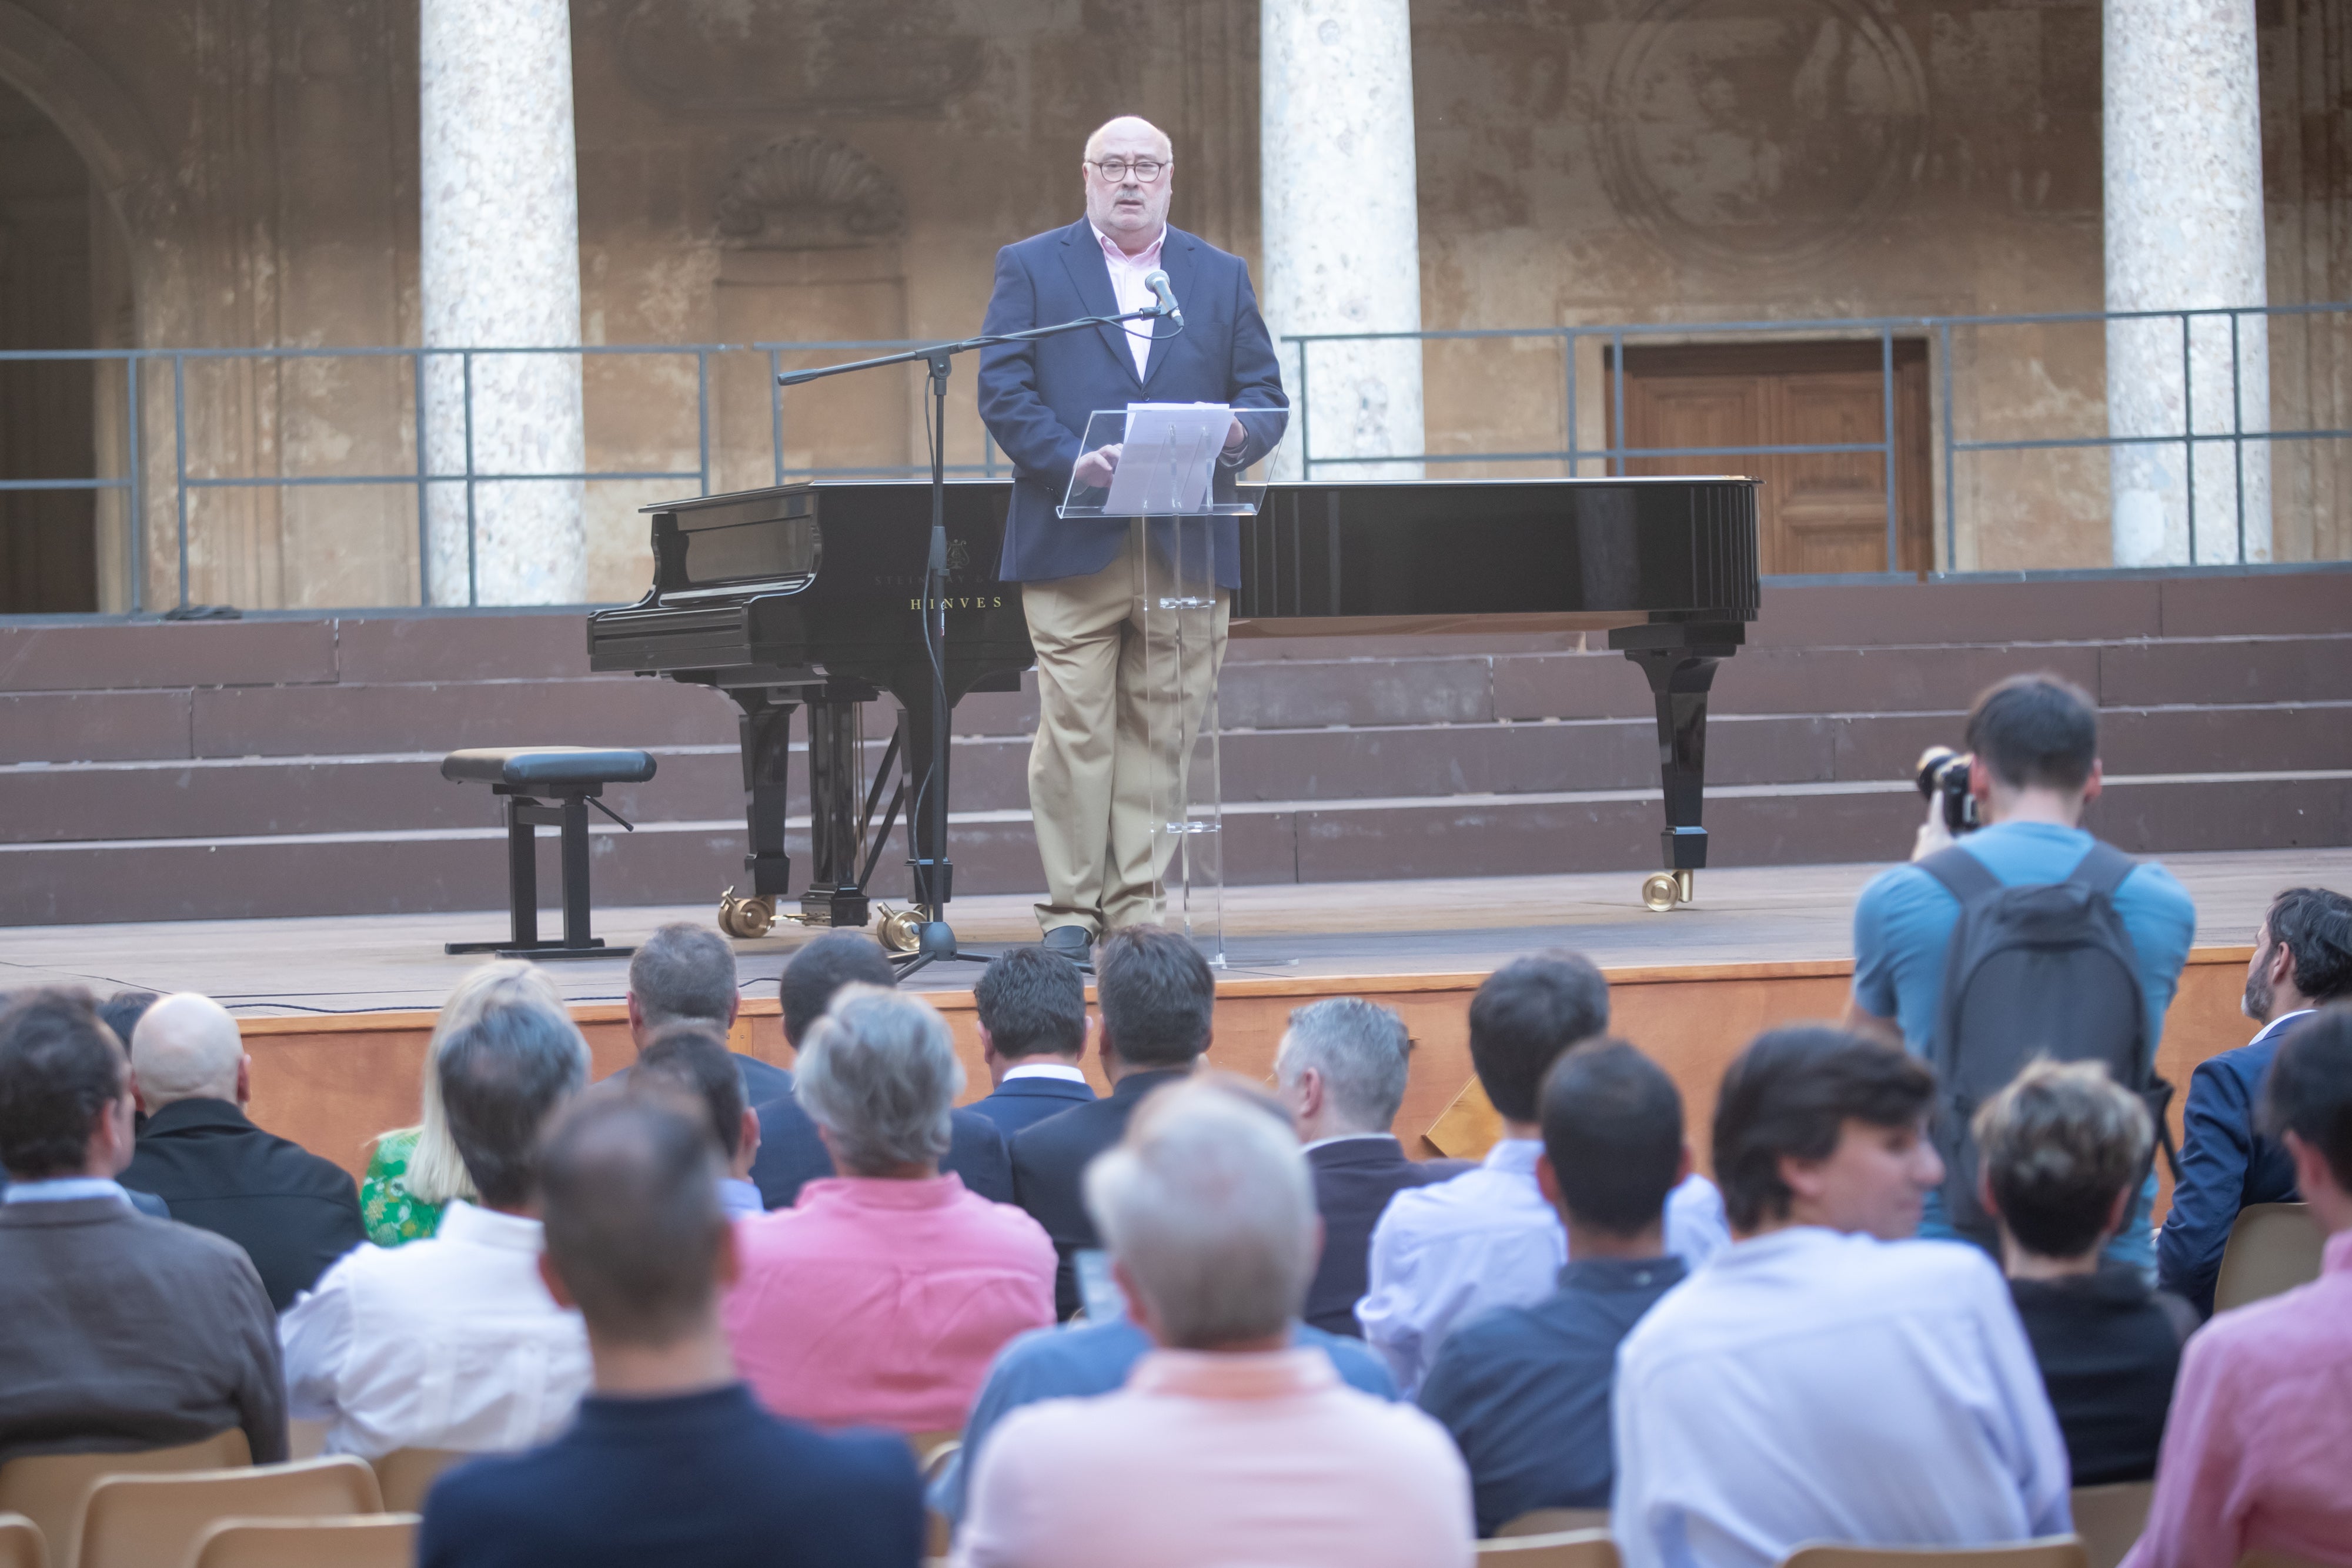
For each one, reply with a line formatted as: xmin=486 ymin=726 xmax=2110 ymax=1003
xmin=1089 ymin=158 xmax=1170 ymax=183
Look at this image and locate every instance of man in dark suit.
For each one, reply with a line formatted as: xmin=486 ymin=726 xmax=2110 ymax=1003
xmin=968 ymin=945 xmax=1098 ymax=1136
xmin=747 ymin=932 xmax=1012 ymax=1209
xmin=1011 ymin=926 xmax=1212 ymax=1318
xmin=1274 ymin=997 xmax=1469 ymax=1338
xmin=626 ymin=921 xmax=791 ymax=1105
xmin=977 ymin=114 xmax=1287 ymax=957
xmin=121 ymin=992 xmax=366 ymax=1310
xmin=0 ymin=988 xmax=286 ymax=1465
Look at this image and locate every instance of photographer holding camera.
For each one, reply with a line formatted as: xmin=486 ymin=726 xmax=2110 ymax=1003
xmin=1845 ymin=674 xmax=2197 ymax=1271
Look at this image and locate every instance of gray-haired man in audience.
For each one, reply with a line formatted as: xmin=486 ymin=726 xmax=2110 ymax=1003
xmin=626 ymin=921 xmax=790 ymax=1105
xmin=282 ymin=991 xmax=593 ymax=1457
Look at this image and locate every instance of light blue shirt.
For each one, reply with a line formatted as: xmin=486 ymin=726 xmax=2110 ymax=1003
xmin=1612 ymin=1226 xmax=2070 ymax=1568
xmin=716 ymin=1177 xmax=763 ymax=1220
xmin=2 ymin=1176 xmax=132 ymax=1206
xmin=1356 ymin=1138 xmax=1731 ymax=1396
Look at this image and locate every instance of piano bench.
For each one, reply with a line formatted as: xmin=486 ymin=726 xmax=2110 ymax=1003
xmin=439 ymin=747 xmax=658 ymax=961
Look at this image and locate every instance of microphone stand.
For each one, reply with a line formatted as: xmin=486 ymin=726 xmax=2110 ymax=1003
xmin=779 ymin=304 xmax=1178 ymax=977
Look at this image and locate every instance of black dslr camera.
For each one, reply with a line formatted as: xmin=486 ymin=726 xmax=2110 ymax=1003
xmin=1916 ymin=747 xmax=1980 ymax=837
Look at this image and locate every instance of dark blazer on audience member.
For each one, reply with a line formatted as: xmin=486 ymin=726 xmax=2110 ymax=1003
xmin=2156 ymin=1023 xmax=2304 ymax=1317
xmin=119 ymin=1097 xmax=368 ymax=1310
xmin=749 ymin=1073 xmax=1013 ymax=1212
xmin=0 ymin=1196 xmax=288 ymax=1465
xmin=967 ymin=1073 xmax=1098 ymax=1139
xmin=1304 ymin=1136 xmax=1472 ymax=1338
xmin=2008 ymin=1264 xmax=2196 ymax=1486
xmin=1010 ymin=1067 xmax=1192 ymax=1319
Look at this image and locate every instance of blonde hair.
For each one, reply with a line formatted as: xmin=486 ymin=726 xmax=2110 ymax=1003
xmin=383 ymin=960 xmax=567 ymax=1204
xmin=1972 ymin=1057 xmax=2152 ymax=1259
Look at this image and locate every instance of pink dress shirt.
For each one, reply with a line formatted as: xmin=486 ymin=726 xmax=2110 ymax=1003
xmin=722 ymin=1173 xmax=1054 ymax=1434
xmin=1091 ymin=222 xmax=1164 ymax=379
xmin=2123 ymin=1225 xmax=2352 ymax=1568
xmin=954 ymin=1346 xmax=1475 ymax=1568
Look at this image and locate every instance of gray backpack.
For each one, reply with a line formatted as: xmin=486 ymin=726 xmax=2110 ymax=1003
xmin=1918 ymin=841 xmax=2174 ymax=1251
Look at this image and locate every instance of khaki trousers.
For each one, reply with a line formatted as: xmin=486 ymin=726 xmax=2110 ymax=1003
xmin=1024 ymin=527 xmax=1228 ymax=937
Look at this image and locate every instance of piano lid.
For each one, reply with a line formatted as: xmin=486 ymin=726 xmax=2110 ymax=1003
xmin=642 ymin=484 xmax=822 ymax=602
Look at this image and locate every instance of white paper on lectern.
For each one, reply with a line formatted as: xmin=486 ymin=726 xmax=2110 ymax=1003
xmin=1100 ymin=403 xmax=1228 ymax=514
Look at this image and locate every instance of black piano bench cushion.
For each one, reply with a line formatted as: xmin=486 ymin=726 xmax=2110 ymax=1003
xmin=440 ymin=747 xmax=659 ymax=788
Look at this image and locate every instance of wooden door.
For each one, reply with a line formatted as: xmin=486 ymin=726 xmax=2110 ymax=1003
xmin=1608 ymin=340 xmax=1932 ymax=574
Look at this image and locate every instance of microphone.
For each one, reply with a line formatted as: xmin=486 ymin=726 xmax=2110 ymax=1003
xmin=1143 ymin=269 xmax=1182 ymax=326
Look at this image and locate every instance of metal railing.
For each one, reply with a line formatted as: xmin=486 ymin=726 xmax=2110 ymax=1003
xmin=1286 ymin=302 xmax=2352 ymax=574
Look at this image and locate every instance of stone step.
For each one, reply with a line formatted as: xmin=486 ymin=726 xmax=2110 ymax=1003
xmin=6 ymin=767 xmax=2346 ymax=927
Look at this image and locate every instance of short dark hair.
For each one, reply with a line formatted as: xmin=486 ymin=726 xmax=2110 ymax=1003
xmin=2264 ymin=1007 xmax=2352 ymax=1193
xmin=1965 ymin=674 xmax=2099 ymax=793
xmin=1539 ymin=1039 xmax=1684 ymax=1236
xmin=779 ymin=932 xmax=895 ymax=1047
xmin=1712 ymin=1027 xmax=1937 ymax=1233
xmin=974 ymin=945 xmax=1088 ymax=1061
xmin=1095 ymin=927 xmax=1214 ymax=1069
xmin=0 ymin=988 xmax=129 ymax=1181
xmin=438 ymin=999 xmax=590 ymax=1209
xmin=632 ymin=1022 xmax=746 ymax=1159
xmin=539 ymin=1093 xmax=726 ymax=1345
xmin=629 ymin=923 xmax=738 ymax=1028
xmin=1468 ymin=954 xmax=1610 ymax=1124
xmin=2266 ymin=887 xmax=2352 ymax=1004
xmin=97 ymin=991 xmax=161 ymax=1050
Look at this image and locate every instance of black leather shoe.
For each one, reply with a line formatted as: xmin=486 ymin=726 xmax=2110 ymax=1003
xmin=1041 ymin=925 xmax=1093 ymax=961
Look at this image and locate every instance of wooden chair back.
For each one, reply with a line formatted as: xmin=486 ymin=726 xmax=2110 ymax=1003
xmin=0 ymin=1430 xmax=249 ymax=1568
xmin=369 ymin=1448 xmax=465 ymax=1514
xmin=1477 ymin=1528 xmax=1619 ymax=1565
xmin=2214 ymin=1203 xmax=2325 ymax=1314
xmin=0 ymin=1514 xmax=45 ymax=1568
xmin=189 ymin=1514 xmax=419 ymax=1568
xmin=1498 ymin=1509 xmax=1611 ymax=1539
xmin=1778 ymin=1542 xmax=2087 ymax=1568
xmin=2069 ymin=1481 xmax=2153 ymax=1568
xmin=76 ymin=1458 xmax=381 ymax=1568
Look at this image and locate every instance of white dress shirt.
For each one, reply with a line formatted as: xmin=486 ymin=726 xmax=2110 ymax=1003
xmin=1612 ymin=1226 xmax=2070 ymax=1568
xmin=1001 ymin=1062 xmax=1090 ymax=1085
xmin=1091 ymin=222 xmax=1165 ymax=378
xmin=279 ymin=1199 xmax=590 ymax=1459
xmin=1355 ymin=1138 xmax=1729 ymax=1395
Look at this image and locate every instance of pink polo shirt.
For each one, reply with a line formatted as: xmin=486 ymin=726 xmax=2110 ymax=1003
xmin=721 ymin=1173 xmax=1054 ymax=1435
xmin=2123 ymin=1225 xmax=2352 ymax=1568
xmin=955 ymin=1346 xmax=1475 ymax=1568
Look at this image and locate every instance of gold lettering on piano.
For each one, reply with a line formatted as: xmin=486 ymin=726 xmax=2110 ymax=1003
xmin=906 ymin=596 xmax=1009 ymax=610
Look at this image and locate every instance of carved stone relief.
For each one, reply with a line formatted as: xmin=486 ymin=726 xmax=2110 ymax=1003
xmin=716 ymin=135 xmax=906 ymax=250
xmin=617 ymin=0 xmax=983 ymax=119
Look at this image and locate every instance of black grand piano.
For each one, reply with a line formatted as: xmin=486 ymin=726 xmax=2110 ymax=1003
xmin=587 ymin=476 xmax=1760 ymax=944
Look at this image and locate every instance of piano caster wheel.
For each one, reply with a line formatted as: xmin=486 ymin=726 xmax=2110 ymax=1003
xmin=1642 ymin=870 xmax=1696 ymax=912
xmin=876 ymin=904 xmax=926 ymax=955
xmin=717 ymin=888 xmax=776 ymax=940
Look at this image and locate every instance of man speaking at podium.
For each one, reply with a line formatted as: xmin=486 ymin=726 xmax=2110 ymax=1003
xmin=978 ymin=115 xmax=1287 ymax=958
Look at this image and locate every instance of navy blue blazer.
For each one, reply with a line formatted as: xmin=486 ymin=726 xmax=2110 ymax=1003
xmin=747 ymin=1075 xmax=1013 ymax=1212
xmin=1303 ymin=1137 xmax=1472 ymax=1339
xmin=967 ymin=1074 xmax=1098 ymax=1139
xmin=2156 ymin=1014 xmax=2306 ymax=1317
xmin=977 ymin=220 xmax=1287 ymax=587
xmin=1010 ymin=1067 xmax=1194 ymax=1319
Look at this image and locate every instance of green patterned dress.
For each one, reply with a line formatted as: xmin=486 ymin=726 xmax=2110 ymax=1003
xmin=360 ymin=1128 xmax=447 ymax=1246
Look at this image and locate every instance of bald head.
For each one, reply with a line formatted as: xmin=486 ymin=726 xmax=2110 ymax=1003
xmin=1084 ymin=116 xmax=1171 ymax=163
xmin=131 ymin=992 xmax=248 ymax=1109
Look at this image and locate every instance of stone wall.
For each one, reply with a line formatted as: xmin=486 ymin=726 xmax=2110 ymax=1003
xmin=1 ymin=0 xmax=2347 ymax=607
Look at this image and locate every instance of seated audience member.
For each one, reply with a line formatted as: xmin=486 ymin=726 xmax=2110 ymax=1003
xmin=749 ymin=931 xmax=1013 ymax=1209
xmin=283 ymin=995 xmax=593 ymax=1457
xmin=956 ymin=1080 xmax=1475 ymax=1568
xmin=1013 ymin=925 xmax=1216 ymax=1318
xmin=1846 ymin=674 xmax=2196 ymax=1266
xmin=1613 ymin=1027 xmax=2069 ymax=1568
xmin=0 ymin=988 xmax=286 ymax=1463
xmin=1419 ymin=1039 xmax=1693 ymax=1536
xmin=1976 ymin=1058 xmax=2193 ymax=1485
xmin=625 ymin=920 xmax=790 ymax=1105
xmin=417 ymin=1094 xmax=923 ymax=1568
xmin=2159 ymin=885 xmax=2352 ymax=1315
xmin=1358 ymin=954 xmax=1729 ymax=1393
xmin=967 ymin=945 xmax=1097 ymax=1136
xmin=121 ymin=992 xmax=367 ymax=1310
xmin=1 ymin=992 xmax=171 ymax=1218
xmin=362 ymin=960 xmax=564 ymax=1245
xmin=2126 ymin=1008 xmax=2352 ymax=1568
xmin=726 ymin=988 xmax=1054 ymax=1433
xmin=630 ymin=1023 xmax=764 ymax=1219
xmin=1274 ymin=997 xmax=1468 ymax=1338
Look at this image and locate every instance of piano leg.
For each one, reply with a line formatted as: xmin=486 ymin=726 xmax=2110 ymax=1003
xmin=1612 ymin=624 xmax=1743 ymax=911
xmin=802 ymin=691 xmax=875 ymax=929
xmin=719 ymin=690 xmax=797 ymax=939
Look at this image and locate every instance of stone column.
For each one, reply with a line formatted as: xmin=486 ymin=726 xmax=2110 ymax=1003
xmin=2105 ymin=0 xmax=2270 ymax=566
xmin=420 ymin=0 xmax=586 ymax=604
xmin=1261 ymin=0 xmax=1424 ymax=481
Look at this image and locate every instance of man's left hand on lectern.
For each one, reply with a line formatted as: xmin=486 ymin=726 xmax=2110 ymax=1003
xmin=1074 ymin=443 xmax=1122 ymax=488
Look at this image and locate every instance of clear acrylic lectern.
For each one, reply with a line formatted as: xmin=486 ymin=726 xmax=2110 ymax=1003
xmin=1061 ymin=405 xmax=1281 ymax=964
